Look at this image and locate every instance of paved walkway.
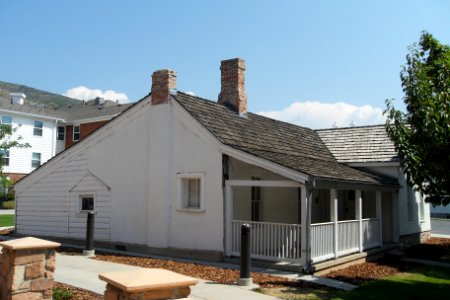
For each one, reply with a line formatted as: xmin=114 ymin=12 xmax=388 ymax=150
xmin=0 ymin=209 xmax=14 ymax=215
xmin=55 ymin=253 xmax=278 ymax=300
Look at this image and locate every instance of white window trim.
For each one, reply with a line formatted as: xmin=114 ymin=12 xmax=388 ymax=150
xmin=73 ymin=125 xmax=81 ymax=141
xmin=57 ymin=126 xmax=65 ymax=141
xmin=79 ymin=194 xmax=95 ymax=212
xmin=33 ymin=120 xmax=43 ymax=137
xmin=176 ymin=172 xmax=206 ymax=212
xmin=31 ymin=152 xmax=41 ymax=169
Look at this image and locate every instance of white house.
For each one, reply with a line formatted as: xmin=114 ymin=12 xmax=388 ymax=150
xmin=14 ymin=59 xmax=430 ymax=271
xmin=0 ymin=93 xmax=132 ymax=181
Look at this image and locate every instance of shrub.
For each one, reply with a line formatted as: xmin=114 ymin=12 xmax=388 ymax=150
xmin=52 ymin=288 xmax=73 ymax=300
xmin=2 ymin=201 xmax=15 ymax=209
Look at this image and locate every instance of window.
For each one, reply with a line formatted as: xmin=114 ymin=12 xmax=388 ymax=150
xmin=73 ymin=125 xmax=80 ymax=141
xmin=178 ymin=173 xmax=205 ymax=211
xmin=34 ymin=120 xmax=43 ymax=136
xmin=0 ymin=150 xmax=9 ymax=166
xmin=251 ymin=177 xmax=261 ymax=221
xmin=31 ymin=152 xmax=41 ymax=169
xmin=1 ymin=115 xmax=12 ymax=125
xmin=1 ymin=115 xmax=12 ymax=130
xmin=407 ymin=185 xmax=415 ymax=222
xmin=57 ymin=126 xmax=65 ymax=141
xmin=80 ymin=195 xmax=95 ymax=211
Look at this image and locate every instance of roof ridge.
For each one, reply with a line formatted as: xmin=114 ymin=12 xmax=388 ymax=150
xmin=316 ymin=124 xmax=386 ymax=131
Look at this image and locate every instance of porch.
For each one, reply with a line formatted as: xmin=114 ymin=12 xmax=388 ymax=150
xmin=225 ymin=179 xmax=397 ymax=268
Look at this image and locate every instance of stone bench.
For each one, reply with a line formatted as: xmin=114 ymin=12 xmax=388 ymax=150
xmin=99 ymin=268 xmax=199 ymax=300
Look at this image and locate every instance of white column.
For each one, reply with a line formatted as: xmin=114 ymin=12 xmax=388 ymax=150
xmin=356 ymin=190 xmax=363 ymax=252
xmin=392 ymin=191 xmax=399 ymax=242
xmin=330 ymin=189 xmax=338 ymax=258
xmin=376 ymin=191 xmax=383 ymax=247
xmin=225 ymin=183 xmax=233 ymax=256
xmin=300 ymin=185 xmax=307 ymax=266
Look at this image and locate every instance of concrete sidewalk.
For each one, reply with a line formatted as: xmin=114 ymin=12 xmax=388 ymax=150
xmin=55 ymin=253 xmax=278 ymax=300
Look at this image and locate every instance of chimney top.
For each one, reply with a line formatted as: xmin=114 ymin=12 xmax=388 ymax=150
xmin=10 ymin=93 xmax=26 ymax=105
xmin=218 ymin=58 xmax=247 ymax=116
xmin=151 ymin=69 xmax=177 ymax=105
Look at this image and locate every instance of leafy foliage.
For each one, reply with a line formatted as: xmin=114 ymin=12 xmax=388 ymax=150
xmin=52 ymin=287 xmax=73 ymax=300
xmin=385 ymin=32 xmax=450 ymax=206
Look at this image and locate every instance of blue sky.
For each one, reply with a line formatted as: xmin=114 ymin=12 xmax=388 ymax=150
xmin=1 ymin=0 xmax=449 ymax=128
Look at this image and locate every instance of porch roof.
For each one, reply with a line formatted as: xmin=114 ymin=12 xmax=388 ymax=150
xmin=175 ymin=92 xmax=398 ymax=187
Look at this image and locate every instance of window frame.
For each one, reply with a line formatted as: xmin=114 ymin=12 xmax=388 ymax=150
xmin=33 ymin=120 xmax=43 ymax=136
xmin=1 ymin=115 xmax=12 ymax=125
xmin=73 ymin=125 xmax=80 ymax=141
xmin=57 ymin=126 xmax=65 ymax=141
xmin=177 ymin=172 xmax=205 ymax=212
xmin=31 ymin=152 xmax=41 ymax=169
xmin=79 ymin=194 xmax=95 ymax=212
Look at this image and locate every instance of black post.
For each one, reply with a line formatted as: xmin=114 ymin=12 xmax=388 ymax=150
xmin=83 ymin=212 xmax=95 ymax=256
xmin=238 ymin=223 xmax=252 ymax=286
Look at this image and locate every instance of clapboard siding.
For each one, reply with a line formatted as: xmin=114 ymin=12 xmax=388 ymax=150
xmin=16 ymin=153 xmax=112 ymax=241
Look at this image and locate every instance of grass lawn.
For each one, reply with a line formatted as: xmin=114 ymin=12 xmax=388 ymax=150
xmin=0 ymin=214 xmax=15 ymax=227
xmin=260 ymin=265 xmax=450 ymax=300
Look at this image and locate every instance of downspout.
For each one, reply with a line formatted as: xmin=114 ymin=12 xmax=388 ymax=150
xmin=303 ymin=176 xmax=315 ymax=273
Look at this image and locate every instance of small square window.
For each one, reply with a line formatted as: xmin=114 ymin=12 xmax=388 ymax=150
xmin=57 ymin=126 xmax=65 ymax=141
xmin=31 ymin=152 xmax=41 ymax=169
xmin=1 ymin=116 xmax=12 ymax=125
xmin=34 ymin=120 xmax=43 ymax=136
xmin=73 ymin=126 xmax=80 ymax=141
xmin=80 ymin=195 xmax=94 ymax=211
xmin=178 ymin=173 xmax=205 ymax=211
xmin=1 ymin=150 xmax=9 ymax=166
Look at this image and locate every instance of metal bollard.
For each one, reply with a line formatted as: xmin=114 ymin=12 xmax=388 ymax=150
xmin=83 ymin=211 xmax=96 ymax=257
xmin=238 ymin=223 xmax=253 ymax=286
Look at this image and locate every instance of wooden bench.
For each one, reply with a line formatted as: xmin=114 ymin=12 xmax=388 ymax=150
xmin=99 ymin=268 xmax=199 ymax=300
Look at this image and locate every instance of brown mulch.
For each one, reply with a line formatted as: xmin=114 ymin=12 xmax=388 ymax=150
xmin=53 ymin=282 xmax=102 ymax=300
xmin=324 ymin=260 xmax=404 ymax=285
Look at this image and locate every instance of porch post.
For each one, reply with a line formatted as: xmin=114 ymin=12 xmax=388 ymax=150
xmin=392 ymin=191 xmax=399 ymax=242
xmin=376 ymin=191 xmax=383 ymax=247
xmin=225 ymin=183 xmax=233 ymax=256
xmin=355 ymin=190 xmax=363 ymax=252
xmin=330 ymin=189 xmax=338 ymax=259
xmin=300 ymin=185 xmax=307 ymax=266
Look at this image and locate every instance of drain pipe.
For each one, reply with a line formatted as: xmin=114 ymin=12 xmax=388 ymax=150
xmin=303 ymin=177 xmax=315 ymax=273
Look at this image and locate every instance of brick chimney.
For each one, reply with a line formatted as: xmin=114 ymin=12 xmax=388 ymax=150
xmin=218 ymin=58 xmax=248 ymax=116
xmin=151 ymin=69 xmax=177 ymax=105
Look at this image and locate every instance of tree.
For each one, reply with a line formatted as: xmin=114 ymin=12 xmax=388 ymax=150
xmin=0 ymin=122 xmax=29 ymax=206
xmin=385 ymin=32 xmax=450 ymax=206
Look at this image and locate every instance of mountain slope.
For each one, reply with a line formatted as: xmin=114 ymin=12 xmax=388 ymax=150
xmin=0 ymin=81 xmax=80 ymax=108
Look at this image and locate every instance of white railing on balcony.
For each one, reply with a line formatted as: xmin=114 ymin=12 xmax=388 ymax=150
xmin=311 ymin=222 xmax=334 ymax=261
xmin=311 ymin=218 xmax=381 ymax=263
xmin=230 ymin=220 xmax=301 ymax=262
xmin=362 ymin=218 xmax=381 ymax=250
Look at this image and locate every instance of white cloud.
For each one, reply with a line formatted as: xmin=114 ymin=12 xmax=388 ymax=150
xmin=185 ymin=91 xmax=196 ymax=96
xmin=64 ymin=86 xmax=129 ymax=103
xmin=257 ymin=101 xmax=385 ymax=129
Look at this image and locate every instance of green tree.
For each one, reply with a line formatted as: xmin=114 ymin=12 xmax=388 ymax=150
xmin=0 ymin=122 xmax=29 ymax=206
xmin=385 ymin=32 xmax=450 ymax=206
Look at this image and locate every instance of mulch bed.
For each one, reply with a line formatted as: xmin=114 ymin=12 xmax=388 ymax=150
xmin=54 ymin=282 xmax=102 ymax=300
xmin=405 ymin=237 xmax=450 ymax=263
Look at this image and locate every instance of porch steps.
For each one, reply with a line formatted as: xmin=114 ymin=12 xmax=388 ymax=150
xmin=312 ymin=244 xmax=398 ymax=276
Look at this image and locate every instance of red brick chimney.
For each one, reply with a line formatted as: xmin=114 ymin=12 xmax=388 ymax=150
xmin=151 ymin=69 xmax=177 ymax=105
xmin=218 ymin=58 xmax=248 ymax=115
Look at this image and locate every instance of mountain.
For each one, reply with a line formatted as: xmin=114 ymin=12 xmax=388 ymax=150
xmin=0 ymin=81 xmax=81 ymax=109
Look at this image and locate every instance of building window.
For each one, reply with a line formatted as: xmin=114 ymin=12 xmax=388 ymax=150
xmin=80 ymin=195 xmax=95 ymax=211
xmin=178 ymin=173 xmax=205 ymax=211
xmin=57 ymin=126 xmax=65 ymax=141
xmin=73 ymin=126 xmax=80 ymax=141
xmin=251 ymin=177 xmax=261 ymax=221
xmin=31 ymin=152 xmax=41 ymax=169
xmin=407 ymin=185 xmax=415 ymax=222
xmin=0 ymin=150 xmax=9 ymax=166
xmin=1 ymin=115 xmax=12 ymax=125
xmin=33 ymin=120 xmax=43 ymax=136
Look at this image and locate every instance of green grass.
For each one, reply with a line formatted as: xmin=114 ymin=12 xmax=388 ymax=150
xmin=332 ymin=266 xmax=450 ymax=300
xmin=0 ymin=214 xmax=15 ymax=227
xmin=260 ymin=265 xmax=450 ymax=300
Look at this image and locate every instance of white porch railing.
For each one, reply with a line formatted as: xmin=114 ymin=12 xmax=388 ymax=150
xmin=230 ymin=220 xmax=301 ymax=262
xmin=311 ymin=218 xmax=381 ymax=263
xmin=362 ymin=218 xmax=381 ymax=249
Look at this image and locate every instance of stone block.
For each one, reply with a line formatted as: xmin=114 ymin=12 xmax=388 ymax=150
xmin=25 ymin=261 xmax=45 ymax=280
xmin=8 ymin=265 xmax=26 ymax=291
xmin=14 ymin=252 xmax=45 ymax=266
xmin=45 ymin=255 xmax=55 ymax=272
xmin=11 ymin=292 xmax=43 ymax=300
xmin=30 ymin=278 xmax=54 ymax=291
